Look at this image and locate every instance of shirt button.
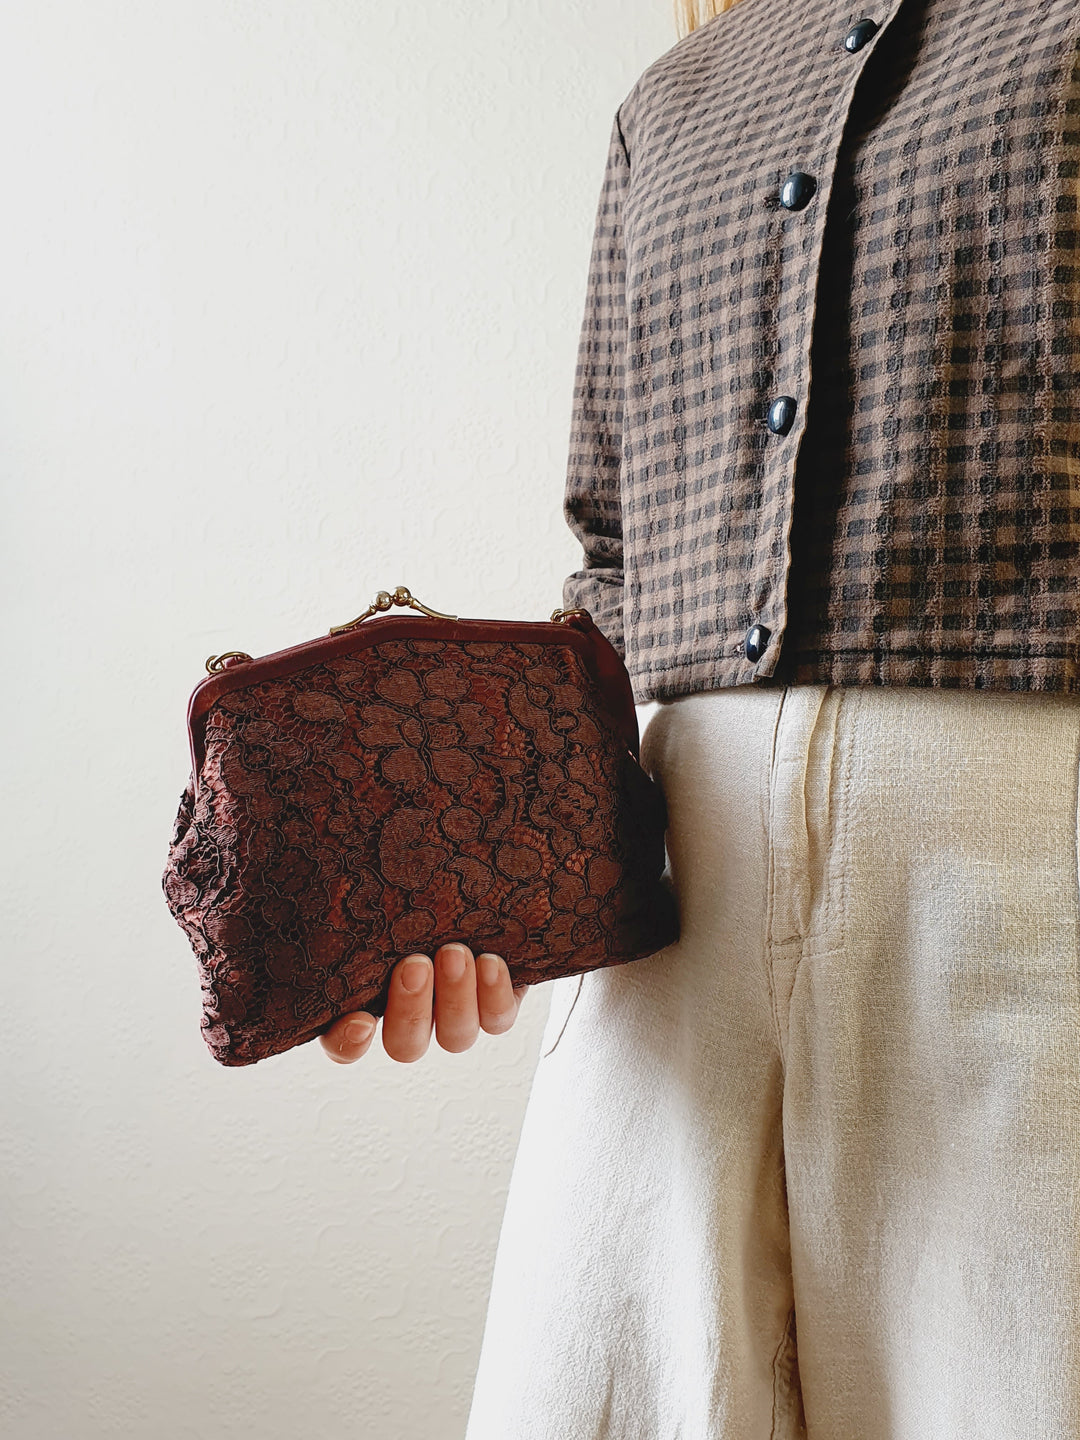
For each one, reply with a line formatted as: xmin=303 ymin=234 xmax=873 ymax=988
xmin=780 ymin=171 xmax=817 ymax=210
xmin=744 ymin=624 xmax=771 ymax=663
xmin=767 ymin=395 xmax=797 ymax=434
xmin=843 ymin=18 xmax=879 ymax=52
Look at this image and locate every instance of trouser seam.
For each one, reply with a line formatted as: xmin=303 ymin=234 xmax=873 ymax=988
xmin=765 ymin=688 xmax=790 ymax=1078
xmin=769 ymin=1304 xmax=798 ymax=1440
xmin=1074 ymin=708 xmax=1080 ymax=1016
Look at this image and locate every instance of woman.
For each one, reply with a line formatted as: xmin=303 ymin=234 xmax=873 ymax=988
xmin=324 ymin=0 xmax=1080 ymax=1433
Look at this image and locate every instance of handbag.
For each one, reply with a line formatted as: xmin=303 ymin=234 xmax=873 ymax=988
xmin=162 ymin=586 xmax=680 ymax=1066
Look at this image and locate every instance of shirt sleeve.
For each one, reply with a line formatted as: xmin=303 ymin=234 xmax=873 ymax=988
xmin=560 ymin=108 xmax=631 ymax=659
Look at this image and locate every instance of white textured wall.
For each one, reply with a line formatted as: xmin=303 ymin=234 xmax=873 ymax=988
xmin=0 ymin=2 xmax=671 ymax=1438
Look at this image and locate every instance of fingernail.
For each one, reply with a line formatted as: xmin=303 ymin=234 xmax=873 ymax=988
xmin=439 ymin=945 xmax=467 ymax=982
xmin=345 ymin=1018 xmax=375 ymax=1045
xmin=400 ymin=957 xmax=431 ymax=993
xmin=477 ymin=953 xmax=501 ymax=987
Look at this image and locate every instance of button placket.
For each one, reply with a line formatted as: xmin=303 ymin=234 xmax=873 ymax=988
xmin=745 ymin=5 xmax=896 ymax=678
xmin=768 ymin=161 xmax=817 ymax=447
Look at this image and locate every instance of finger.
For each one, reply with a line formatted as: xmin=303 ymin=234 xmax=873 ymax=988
xmin=382 ymin=954 xmax=435 ymax=1062
xmin=476 ymin=953 xmax=525 ymax=1035
xmin=320 ymin=1010 xmax=378 ymax=1064
xmin=432 ymin=943 xmax=480 ymax=1053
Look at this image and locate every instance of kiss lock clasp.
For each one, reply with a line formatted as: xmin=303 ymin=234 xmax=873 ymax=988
xmin=329 ymin=585 xmax=458 ymax=635
xmin=206 ymin=587 xmax=586 ymax=674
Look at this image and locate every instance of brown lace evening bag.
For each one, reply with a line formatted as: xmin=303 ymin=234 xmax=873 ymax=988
xmin=162 ymin=586 xmax=679 ymax=1065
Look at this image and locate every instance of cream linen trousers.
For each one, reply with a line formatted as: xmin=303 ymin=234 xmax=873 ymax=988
xmin=464 ymin=682 xmax=1080 ymax=1440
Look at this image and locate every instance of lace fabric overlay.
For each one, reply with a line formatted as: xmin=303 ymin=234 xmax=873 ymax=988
xmin=163 ymin=636 xmax=678 ymax=1065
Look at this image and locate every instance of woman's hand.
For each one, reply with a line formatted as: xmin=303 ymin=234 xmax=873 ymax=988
xmin=319 ymin=944 xmax=529 ymax=1064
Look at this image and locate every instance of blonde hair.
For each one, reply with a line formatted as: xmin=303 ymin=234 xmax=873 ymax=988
xmin=674 ymin=0 xmax=745 ymax=38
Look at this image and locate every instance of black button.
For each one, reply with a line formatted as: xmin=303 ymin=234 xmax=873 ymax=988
xmin=780 ymin=171 xmax=816 ymax=210
xmin=843 ymin=18 xmax=879 ymax=52
xmin=767 ymin=395 xmax=797 ymax=435
xmin=745 ymin=624 xmax=771 ymax=663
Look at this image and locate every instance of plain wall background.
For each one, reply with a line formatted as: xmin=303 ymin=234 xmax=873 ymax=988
xmin=0 ymin=2 xmax=673 ymax=1437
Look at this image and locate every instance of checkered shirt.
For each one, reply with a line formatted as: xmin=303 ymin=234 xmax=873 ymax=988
xmin=561 ymin=0 xmax=1080 ymax=700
